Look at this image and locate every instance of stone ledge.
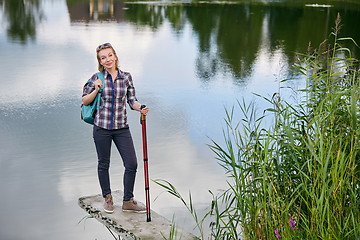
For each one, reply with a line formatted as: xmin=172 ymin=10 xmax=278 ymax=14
xmin=78 ymin=190 xmax=197 ymax=240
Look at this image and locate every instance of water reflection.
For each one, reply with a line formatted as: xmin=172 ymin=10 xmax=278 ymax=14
xmin=67 ymin=0 xmax=126 ymax=22
xmin=63 ymin=0 xmax=360 ymax=84
xmin=2 ymin=0 xmax=359 ymax=81
xmin=0 ymin=0 xmax=44 ymax=44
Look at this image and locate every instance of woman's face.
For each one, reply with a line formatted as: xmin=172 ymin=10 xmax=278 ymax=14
xmin=98 ymin=48 xmax=117 ymax=71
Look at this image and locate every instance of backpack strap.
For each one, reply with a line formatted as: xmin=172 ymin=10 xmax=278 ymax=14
xmin=96 ymin=72 xmax=105 ymax=93
xmin=95 ymin=72 xmax=105 ymax=113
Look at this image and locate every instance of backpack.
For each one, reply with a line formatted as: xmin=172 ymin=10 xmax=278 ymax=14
xmin=81 ymin=72 xmax=105 ymax=125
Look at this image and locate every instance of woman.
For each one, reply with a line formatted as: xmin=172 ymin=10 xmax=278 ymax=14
xmin=82 ymin=43 xmax=149 ymax=213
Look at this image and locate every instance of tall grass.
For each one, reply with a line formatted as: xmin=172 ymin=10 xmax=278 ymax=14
xmin=155 ymin=13 xmax=360 ymax=239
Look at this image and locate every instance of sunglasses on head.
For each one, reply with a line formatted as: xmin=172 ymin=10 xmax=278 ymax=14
xmin=96 ymin=43 xmax=112 ymax=50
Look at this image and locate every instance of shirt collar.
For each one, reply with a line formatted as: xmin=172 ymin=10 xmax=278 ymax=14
xmin=103 ymin=69 xmax=122 ymax=80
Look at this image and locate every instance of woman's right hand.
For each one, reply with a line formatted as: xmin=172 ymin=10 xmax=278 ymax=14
xmin=82 ymin=79 xmax=103 ymax=106
xmin=94 ymin=79 xmax=103 ymax=91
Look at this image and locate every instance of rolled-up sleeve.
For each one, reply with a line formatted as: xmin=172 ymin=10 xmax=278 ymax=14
xmin=125 ymin=73 xmax=138 ymax=109
xmin=82 ymin=74 xmax=98 ymax=97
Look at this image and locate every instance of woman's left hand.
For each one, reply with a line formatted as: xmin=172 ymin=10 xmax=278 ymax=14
xmin=141 ymin=106 xmax=149 ymax=116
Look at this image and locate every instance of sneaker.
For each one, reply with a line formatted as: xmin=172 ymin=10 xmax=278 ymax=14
xmin=104 ymin=194 xmax=114 ymax=213
xmin=122 ymin=198 xmax=146 ymax=213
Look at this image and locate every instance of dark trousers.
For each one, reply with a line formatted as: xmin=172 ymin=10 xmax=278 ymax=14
xmin=93 ymin=125 xmax=138 ymax=201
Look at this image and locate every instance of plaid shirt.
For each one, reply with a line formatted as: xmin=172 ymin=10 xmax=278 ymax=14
xmin=82 ymin=69 xmax=138 ymax=130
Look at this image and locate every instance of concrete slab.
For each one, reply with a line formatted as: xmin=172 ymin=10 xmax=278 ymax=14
xmin=78 ymin=190 xmax=197 ymax=240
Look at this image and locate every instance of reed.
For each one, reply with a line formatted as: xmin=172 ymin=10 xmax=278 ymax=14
xmin=155 ymin=13 xmax=360 ymax=239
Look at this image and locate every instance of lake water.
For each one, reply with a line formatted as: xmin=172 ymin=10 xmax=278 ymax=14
xmin=0 ymin=0 xmax=359 ymax=239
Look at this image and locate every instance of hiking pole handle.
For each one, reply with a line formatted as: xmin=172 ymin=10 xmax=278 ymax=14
xmin=140 ymin=105 xmax=146 ymax=123
xmin=140 ymin=105 xmax=146 ymax=120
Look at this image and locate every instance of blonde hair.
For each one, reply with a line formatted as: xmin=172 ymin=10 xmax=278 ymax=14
xmin=96 ymin=43 xmax=119 ymax=72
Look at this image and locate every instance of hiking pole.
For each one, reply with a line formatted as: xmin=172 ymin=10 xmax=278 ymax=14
xmin=140 ymin=105 xmax=151 ymax=222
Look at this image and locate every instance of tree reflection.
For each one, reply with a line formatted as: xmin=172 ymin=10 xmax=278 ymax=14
xmin=216 ymin=4 xmax=264 ymax=80
xmin=185 ymin=5 xmax=218 ymax=81
xmin=164 ymin=5 xmax=186 ymax=34
xmin=1 ymin=0 xmax=44 ymax=44
xmin=4 ymin=0 xmax=356 ymax=83
xmin=124 ymin=4 xmax=164 ymax=30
